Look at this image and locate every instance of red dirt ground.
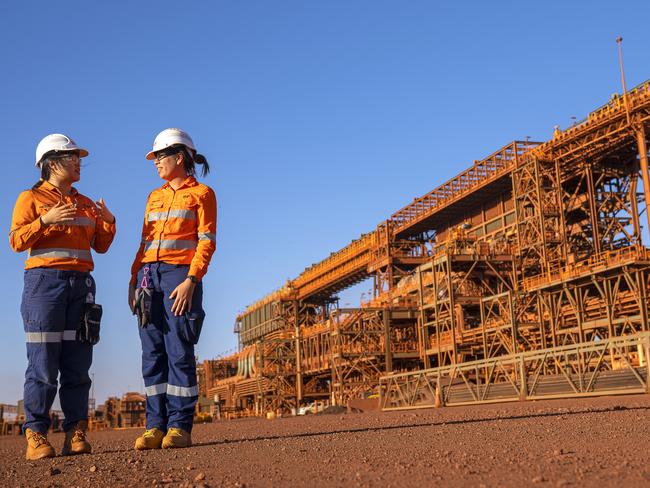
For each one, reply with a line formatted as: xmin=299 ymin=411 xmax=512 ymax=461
xmin=2 ymin=394 xmax=650 ymax=487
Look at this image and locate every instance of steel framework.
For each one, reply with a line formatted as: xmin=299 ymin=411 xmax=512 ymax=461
xmin=203 ymin=80 xmax=650 ymax=415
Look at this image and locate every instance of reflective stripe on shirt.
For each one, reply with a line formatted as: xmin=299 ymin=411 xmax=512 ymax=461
xmin=68 ymin=217 xmax=96 ymax=227
xmin=147 ymin=209 xmax=196 ymax=222
xmin=28 ymin=248 xmax=92 ymax=261
xmin=198 ymin=232 xmax=216 ymax=243
xmin=143 ymin=239 xmax=197 ymax=252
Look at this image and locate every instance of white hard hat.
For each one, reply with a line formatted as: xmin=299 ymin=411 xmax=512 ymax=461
xmin=146 ymin=128 xmax=196 ymax=160
xmin=35 ymin=133 xmax=88 ymax=167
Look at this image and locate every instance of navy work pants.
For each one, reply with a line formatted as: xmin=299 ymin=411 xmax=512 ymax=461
xmin=21 ymin=268 xmax=95 ymax=434
xmin=136 ymin=263 xmax=204 ymax=433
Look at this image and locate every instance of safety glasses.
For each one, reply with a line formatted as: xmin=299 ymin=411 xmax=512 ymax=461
xmin=49 ymin=153 xmax=80 ymax=164
xmin=154 ymin=148 xmax=181 ymax=162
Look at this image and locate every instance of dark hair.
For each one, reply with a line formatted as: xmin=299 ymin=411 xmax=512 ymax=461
xmin=32 ymin=160 xmax=52 ymax=189
xmin=178 ymin=146 xmax=210 ymax=178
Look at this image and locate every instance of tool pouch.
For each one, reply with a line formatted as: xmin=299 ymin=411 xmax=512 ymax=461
xmin=77 ymin=303 xmax=102 ymax=345
xmin=134 ymin=287 xmax=153 ymax=328
xmin=183 ymin=310 xmax=205 ymax=345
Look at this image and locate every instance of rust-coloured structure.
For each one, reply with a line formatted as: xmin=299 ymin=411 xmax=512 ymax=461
xmin=92 ymin=392 xmax=146 ymax=429
xmin=205 ymin=80 xmax=650 ymax=415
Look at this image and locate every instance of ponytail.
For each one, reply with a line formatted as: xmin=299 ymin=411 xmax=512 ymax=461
xmin=194 ymin=153 xmax=210 ymax=177
xmin=180 ymin=146 xmax=210 ymax=178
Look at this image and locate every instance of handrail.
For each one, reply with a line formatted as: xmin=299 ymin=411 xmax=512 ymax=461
xmin=523 ymin=245 xmax=650 ymax=290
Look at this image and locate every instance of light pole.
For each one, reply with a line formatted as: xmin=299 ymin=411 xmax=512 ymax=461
xmin=616 ymin=37 xmax=631 ymax=125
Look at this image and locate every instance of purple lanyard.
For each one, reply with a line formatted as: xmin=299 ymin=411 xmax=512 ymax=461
xmin=140 ymin=266 xmax=150 ymax=289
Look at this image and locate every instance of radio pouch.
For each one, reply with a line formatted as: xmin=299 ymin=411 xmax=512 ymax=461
xmin=134 ymin=287 xmax=153 ymax=328
xmin=77 ymin=303 xmax=102 ymax=345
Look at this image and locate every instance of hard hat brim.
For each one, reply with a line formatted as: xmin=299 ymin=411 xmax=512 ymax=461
xmin=34 ymin=148 xmax=89 ymax=167
xmin=145 ymin=150 xmax=156 ymax=160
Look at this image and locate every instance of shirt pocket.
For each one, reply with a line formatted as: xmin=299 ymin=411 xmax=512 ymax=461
xmin=144 ymin=200 xmax=165 ymax=239
xmin=167 ymin=195 xmax=198 ymax=234
xmin=179 ymin=194 xmax=199 ymax=213
xmin=146 ymin=199 xmax=164 ymax=214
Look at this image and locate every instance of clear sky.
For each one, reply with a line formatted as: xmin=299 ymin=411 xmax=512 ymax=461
xmin=1 ymin=1 xmax=649 ymax=406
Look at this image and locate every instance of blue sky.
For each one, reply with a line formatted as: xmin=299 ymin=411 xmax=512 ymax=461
xmin=1 ymin=1 xmax=649 ymax=406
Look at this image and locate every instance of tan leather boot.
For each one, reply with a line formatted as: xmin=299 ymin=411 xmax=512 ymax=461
xmin=25 ymin=428 xmax=56 ymax=460
xmin=61 ymin=420 xmax=92 ymax=456
xmin=161 ymin=427 xmax=192 ymax=449
xmin=134 ymin=428 xmax=165 ymax=450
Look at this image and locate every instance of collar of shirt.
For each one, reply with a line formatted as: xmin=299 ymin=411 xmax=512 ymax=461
xmin=39 ymin=180 xmax=79 ymax=197
xmin=161 ymin=176 xmax=198 ymax=192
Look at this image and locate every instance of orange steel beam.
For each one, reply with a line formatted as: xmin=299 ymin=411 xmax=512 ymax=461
xmin=389 ymin=141 xmax=539 ymax=237
xmin=293 ymin=232 xmax=377 ymax=300
xmin=240 ymin=80 xmax=650 ymax=317
xmin=287 ymin=140 xmax=541 ymax=301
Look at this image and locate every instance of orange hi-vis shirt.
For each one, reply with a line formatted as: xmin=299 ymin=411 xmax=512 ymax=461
xmin=9 ymin=181 xmax=116 ymax=272
xmin=130 ymin=176 xmax=217 ymax=285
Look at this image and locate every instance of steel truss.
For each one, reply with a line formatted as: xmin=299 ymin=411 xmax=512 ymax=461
xmin=380 ymin=331 xmax=650 ymax=410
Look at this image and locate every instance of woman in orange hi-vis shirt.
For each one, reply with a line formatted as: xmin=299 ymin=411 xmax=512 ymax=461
xmin=129 ymin=128 xmax=216 ymax=451
xmin=10 ymin=133 xmax=116 ymax=461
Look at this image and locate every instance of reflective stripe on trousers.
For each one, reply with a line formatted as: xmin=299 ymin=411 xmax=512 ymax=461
xmin=25 ymin=330 xmax=77 ymax=342
xmin=145 ymin=383 xmax=167 ymax=396
xmin=145 ymin=383 xmax=199 ymax=397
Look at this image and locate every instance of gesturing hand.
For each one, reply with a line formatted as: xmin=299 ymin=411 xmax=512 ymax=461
xmin=95 ymin=197 xmax=115 ymax=224
xmin=169 ymin=279 xmax=196 ymax=316
xmin=41 ymin=201 xmax=76 ymax=226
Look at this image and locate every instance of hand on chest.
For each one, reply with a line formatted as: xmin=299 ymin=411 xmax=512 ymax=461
xmin=38 ymin=196 xmax=97 ymax=235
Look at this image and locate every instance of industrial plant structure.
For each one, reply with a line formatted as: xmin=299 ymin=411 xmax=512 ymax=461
xmin=202 ymin=80 xmax=650 ymax=416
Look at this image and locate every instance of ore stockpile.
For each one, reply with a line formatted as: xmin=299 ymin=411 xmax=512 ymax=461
xmin=201 ymin=81 xmax=650 ymax=416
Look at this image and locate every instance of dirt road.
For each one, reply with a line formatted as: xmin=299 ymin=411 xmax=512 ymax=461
xmin=2 ymin=394 xmax=649 ymax=487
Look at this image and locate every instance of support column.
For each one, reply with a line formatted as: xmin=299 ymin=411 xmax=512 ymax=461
xmin=630 ymin=173 xmax=641 ymax=241
xmin=417 ymin=266 xmax=431 ymax=369
xmin=636 ymin=126 xmax=650 ymax=238
xmin=384 ymin=310 xmax=393 ymax=373
xmin=585 ymin=165 xmax=602 ymax=254
xmin=294 ymin=301 xmax=303 ymax=404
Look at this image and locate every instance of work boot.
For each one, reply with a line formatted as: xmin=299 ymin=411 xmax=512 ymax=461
xmin=134 ymin=428 xmax=165 ymax=450
xmin=24 ymin=428 xmax=56 ymax=460
xmin=161 ymin=427 xmax=192 ymax=449
xmin=61 ymin=420 xmax=92 ymax=456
